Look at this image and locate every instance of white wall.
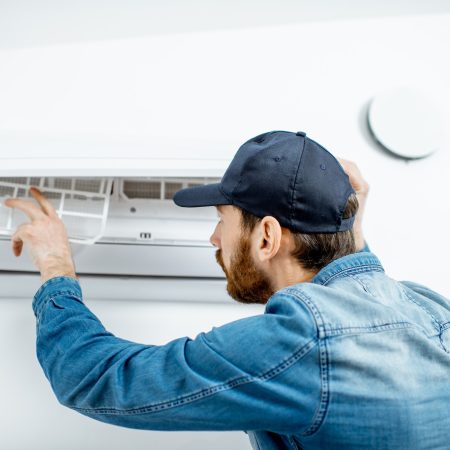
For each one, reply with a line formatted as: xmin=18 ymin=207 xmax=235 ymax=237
xmin=0 ymin=274 xmax=262 ymax=450
xmin=0 ymin=12 xmax=449 ymax=294
xmin=0 ymin=9 xmax=449 ymax=450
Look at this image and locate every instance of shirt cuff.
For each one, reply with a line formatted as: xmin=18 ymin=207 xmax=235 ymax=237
xmin=32 ymin=276 xmax=82 ymax=318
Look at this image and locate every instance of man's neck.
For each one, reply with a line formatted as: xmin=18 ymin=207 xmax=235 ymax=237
xmin=269 ymin=259 xmax=318 ymax=293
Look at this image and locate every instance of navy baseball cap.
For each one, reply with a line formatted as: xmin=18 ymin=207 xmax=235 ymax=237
xmin=173 ymin=130 xmax=356 ymax=233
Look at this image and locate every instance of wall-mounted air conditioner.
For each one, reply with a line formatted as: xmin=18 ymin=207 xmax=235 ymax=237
xmin=0 ymin=132 xmax=234 ymax=300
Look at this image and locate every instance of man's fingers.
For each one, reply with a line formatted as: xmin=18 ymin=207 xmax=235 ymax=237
xmin=3 ymin=186 xmax=57 ymax=220
xmin=12 ymin=235 xmax=23 ymax=257
xmin=3 ymin=197 xmax=47 ymax=221
xmin=11 ymin=223 xmax=32 ymax=257
xmin=337 ymin=158 xmax=370 ymax=195
xmin=29 ymin=187 xmax=57 ymax=218
xmin=338 ymin=158 xmax=358 ymax=175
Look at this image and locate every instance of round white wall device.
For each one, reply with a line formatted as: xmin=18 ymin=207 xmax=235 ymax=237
xmin=367 ymin=87 xmax=443 ymax=160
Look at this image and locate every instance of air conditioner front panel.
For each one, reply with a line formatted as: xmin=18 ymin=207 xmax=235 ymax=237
xmin=0 ymin=132 xmax=233 ymax=177
xmin=0 ymin=238 xmax=224 ymax=278
xmin=0 ymin=272 xmax=232 ymax=304
xmin=77 ymin=242 xmax=224 ymax=277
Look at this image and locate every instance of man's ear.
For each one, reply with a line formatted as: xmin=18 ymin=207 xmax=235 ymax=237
xmin=254 ymin=216 xmax=282 ymax=263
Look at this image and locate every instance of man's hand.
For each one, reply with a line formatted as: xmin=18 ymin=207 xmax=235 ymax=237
xmin=3 ymin=187 xmax=77 ymax=283
xmin=338 ymin=158 xmax=370 ymax=252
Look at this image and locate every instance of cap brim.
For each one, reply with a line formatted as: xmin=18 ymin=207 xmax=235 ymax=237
xmin=173 ymin=183 xmax=231 ymax=207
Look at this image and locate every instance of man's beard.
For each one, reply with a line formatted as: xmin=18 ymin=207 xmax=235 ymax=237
xmin=215 ymin=233 xmax=275 ymax=305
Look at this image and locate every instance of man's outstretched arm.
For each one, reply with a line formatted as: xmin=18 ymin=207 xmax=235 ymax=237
xmin=31 ymin=275 xmax=320 ymax=432
xmin=4 ymin=186 xmax=321 ymax=433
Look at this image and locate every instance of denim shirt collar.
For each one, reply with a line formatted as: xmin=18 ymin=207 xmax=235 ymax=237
xmin=311 ymin=251 xmax=385 ymax=286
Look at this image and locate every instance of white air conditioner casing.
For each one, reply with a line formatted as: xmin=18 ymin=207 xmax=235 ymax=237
xmin=0 ymin=133 xmax=235 ymax=301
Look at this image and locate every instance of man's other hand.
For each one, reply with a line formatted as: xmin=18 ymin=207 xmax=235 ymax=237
xmin=338 ymin=158 xmax=370 ymax=252
xmin=3 ymin=187 xmax=76 ymax=283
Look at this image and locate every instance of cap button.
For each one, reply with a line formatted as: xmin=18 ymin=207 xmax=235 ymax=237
xmin=296 ymin=131 xmax=306 ymax=137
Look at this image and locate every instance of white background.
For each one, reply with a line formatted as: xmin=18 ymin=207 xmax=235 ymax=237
xmin=0 ymin=2 xmax=449 ymax=449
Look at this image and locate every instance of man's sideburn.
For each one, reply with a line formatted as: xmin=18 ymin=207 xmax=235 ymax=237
xmin=215 ymin=232 xmax=275 ymax=305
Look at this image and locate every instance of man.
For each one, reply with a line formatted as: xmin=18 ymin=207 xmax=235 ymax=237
xmin=4 ymin=130 xmax=450 ymax=449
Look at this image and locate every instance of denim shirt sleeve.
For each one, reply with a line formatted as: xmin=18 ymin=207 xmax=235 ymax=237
xmin=32 ymin=276 xmax=320 ymax=433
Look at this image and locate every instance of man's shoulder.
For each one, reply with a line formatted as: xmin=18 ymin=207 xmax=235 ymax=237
xmin=400 ymin=280 xmax=449 ymax=302
xmin=272 ymin=278 xmax=350 ymax=306
xmin=399 ymin=279 xmax=450 ymax=318
xmin=268 ymin=269 xmax=396 ymax=332
xmin=264 ymin=283 xmax=333 ymax=333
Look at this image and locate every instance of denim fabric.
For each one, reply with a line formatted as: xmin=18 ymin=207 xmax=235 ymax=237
xmin=32 ymin=243 xmax=450 ymax=449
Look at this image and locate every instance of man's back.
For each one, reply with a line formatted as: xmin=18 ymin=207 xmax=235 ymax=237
xmin=249 ymin=251 xmax=450 ymax=449
xmin=31 ymin=249 xmax=450 ymax=450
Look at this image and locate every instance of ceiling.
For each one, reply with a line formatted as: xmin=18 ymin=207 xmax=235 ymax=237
xmin=1 ymin=0 xmax=450 ymax=49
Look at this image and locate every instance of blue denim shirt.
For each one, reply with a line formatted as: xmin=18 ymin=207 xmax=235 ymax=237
xmin=32 ymin=244 xmax=450 ymax=449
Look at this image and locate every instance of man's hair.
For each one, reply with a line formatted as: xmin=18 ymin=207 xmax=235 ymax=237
xmin=238 ymin=193 xmax=359 ymax=271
